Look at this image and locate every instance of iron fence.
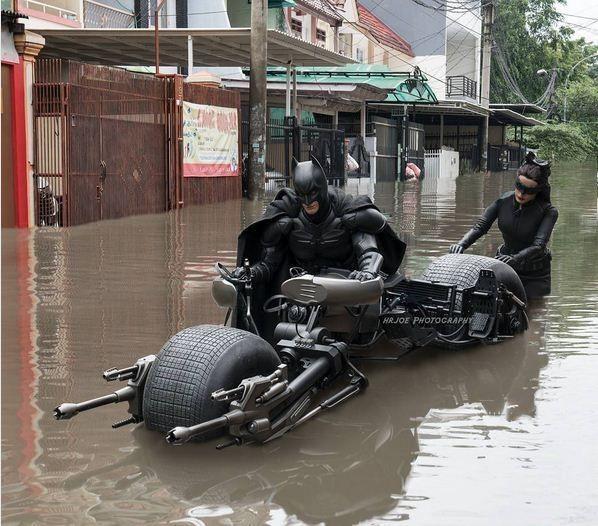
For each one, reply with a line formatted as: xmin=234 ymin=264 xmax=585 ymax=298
xmin=488 ymin=144 xmax=525 ymax=172
xmin=241 ymin=118 xmax=346 ymax=193
xmin=83 ymin=0 xmax=136 ymax=28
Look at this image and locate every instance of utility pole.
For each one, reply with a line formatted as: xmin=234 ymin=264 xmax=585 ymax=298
xmin=248 ymin=0 xmax=267 ymax=200
xmin=479 ymin=0 xmax=494 ymax=172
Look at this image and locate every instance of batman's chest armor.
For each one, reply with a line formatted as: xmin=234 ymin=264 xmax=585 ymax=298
xmin=288 ymin=209 xmax=353 ymax=265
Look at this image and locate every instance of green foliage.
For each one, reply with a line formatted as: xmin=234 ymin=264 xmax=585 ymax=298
xmin=490 ymin=0 xmax=598 ymax=105
xmin=556 ymin=78 xmax=598 ymax=156
xmin=525 ymin=123 xmax=594 ymax=161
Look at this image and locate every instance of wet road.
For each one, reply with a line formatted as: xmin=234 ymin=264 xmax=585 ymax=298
xmin=2 ymin=163 xmax=597 ymax=525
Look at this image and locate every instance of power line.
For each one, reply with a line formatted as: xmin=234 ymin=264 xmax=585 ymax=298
xmin=558 ymin=12 xmax=598 ymax=21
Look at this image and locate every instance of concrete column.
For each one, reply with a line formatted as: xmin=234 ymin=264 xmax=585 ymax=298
xmin=292 ymin=67 xmax=298 ymax=120
xmin=248 ymin=0 xmax=267 ymax=200
xmin=439 ymin=114 xmax=444 ymax=149
xmin=14 ymin=30 xmax=45 ymax=227
xmin=285 ymin=62 xmax=292 ymax=117
xmin=360 ymin=101 xmax=366 ymax=138
xmin=187 ymin=35 xmax=193 ymax=75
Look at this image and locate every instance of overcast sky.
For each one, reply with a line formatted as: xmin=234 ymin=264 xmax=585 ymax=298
xmin=558 ymin=0 xmax=598 ymax=43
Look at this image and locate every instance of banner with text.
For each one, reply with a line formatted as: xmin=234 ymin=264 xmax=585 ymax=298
xmin=183 ymin=102 xmax=239 ymax=177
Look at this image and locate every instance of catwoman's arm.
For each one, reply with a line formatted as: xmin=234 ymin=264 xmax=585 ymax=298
xmin=511 ymin=205 xmax=558 ymax=265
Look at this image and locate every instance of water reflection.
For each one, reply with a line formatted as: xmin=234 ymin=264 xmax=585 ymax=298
xmin=55 ymin=328 xmax=543 ymax=525
xmin=2 ymin=163 xmax=597 ymax=525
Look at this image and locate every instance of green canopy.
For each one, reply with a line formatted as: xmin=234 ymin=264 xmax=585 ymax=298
xmin=268 ymin=0 xmax=296 ymax=7
xmin=264 ymin=64 xmax=438 ymax=104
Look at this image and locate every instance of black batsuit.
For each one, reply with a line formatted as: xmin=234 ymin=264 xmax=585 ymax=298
xmin=458 ymin=191 xmax=558 ymax=299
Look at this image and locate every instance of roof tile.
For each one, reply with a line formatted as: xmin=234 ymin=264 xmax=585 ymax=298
xmin=356 ymin=3 xmax=414 ymax=57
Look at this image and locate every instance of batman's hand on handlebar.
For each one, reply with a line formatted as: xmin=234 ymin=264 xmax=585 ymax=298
xmin=348 ymin=270 xmax=376 ymax=282
xmin=232 ymin=266 xmax=251 ymax=279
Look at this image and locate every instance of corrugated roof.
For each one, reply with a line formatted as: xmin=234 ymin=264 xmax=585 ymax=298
xmin=264 ymin=65 xmax=438 ymax=104
xmin=356 ymin=3 xmax=414 ymax=57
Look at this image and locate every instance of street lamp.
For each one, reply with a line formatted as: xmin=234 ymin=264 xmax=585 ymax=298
xmin=563 ymin=53 xmax=598 ymax=123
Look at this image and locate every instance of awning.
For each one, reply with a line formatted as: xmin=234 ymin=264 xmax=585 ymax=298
xmin=368 ymin=99 xmax=490 ymax=117
xmin=264 ymin=64 xmax=438 ymax=104
xmin=35 ymin=28 xmax=355 ymax=67
xmin=490 ymin=108 xmax=544 ymax=126
xmin=223 ymin=77 xmax=388 ymax=103
xmin=489 ymin=103 xmax=546 ymax=115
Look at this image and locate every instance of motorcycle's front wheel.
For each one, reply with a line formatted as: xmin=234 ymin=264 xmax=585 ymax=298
xmin=142 ymin=325 xmax=281 ymax=439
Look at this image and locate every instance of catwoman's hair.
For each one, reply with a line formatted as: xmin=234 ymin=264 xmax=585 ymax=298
xmin=517 ymin=159 xmax=551 ymax=203
xmin=517 ymin=162 xmax=543 ymax=181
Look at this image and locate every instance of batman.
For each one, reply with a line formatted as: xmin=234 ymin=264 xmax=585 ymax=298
xmin=233 ymin=159 xmax=406 ymax=336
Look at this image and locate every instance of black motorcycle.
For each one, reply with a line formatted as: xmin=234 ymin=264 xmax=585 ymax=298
xmin=55 ymin=253 xmax=527 ymax=447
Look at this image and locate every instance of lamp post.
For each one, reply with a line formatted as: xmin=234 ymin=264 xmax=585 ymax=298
xmin=563 ymin=53 xmax=598 ymax=123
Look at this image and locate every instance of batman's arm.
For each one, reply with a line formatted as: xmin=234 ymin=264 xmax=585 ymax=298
xmin=344 ymin=208 xmax=387 ymax=280
xmin=246 ymin=217 xmax=292 ymax=283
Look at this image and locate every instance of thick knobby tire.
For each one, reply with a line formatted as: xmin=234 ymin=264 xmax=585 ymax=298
xmin=421 ymin=254 xmax=526 ymax=305
xmin=143 ymin=325 xmax=280 ymax=436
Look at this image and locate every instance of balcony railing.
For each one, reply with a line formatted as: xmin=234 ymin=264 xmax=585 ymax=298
xmin=83 ymin=0 xmax=135 ymax=28
xmin=446 ymin=75 xmax=478 ymax=101
xmin=21 ymin=0 xmax=78 ymax=21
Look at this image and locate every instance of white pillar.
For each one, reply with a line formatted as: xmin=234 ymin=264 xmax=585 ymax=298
xmin=360 ymin=101 xmax=366 ymax=137
xmin=439 ymin=113 xmax=444 ymax=149
xmin=187 ymin=35 xmax=193 ymax=75
xmin=285 ymin=62 xmax=292 ymax=117
xmin=292 ymin=67 xmax=298 ymax=120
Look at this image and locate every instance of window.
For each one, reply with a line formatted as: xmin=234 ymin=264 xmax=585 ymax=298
xmin=316 ymin=28 xmax=326 ymax=43
xmin=291 ymin=18 xmax=303 ymax=37
xmin=355 ymin=47 xmax=365 ymax=63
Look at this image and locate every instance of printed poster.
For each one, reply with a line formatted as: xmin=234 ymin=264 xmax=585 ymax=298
xmin=183 ymin=102 xmax=239 ymax=177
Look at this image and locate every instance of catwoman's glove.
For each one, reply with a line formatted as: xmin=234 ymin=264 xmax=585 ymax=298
xmin=495 ymin=254 xmax=515 ymax=266
xmin=448 ymin=244 xmax=465 ymax=254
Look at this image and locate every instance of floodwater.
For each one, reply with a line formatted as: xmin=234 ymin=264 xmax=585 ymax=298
xmin=2 ymin=163 xmax=597 ymax=525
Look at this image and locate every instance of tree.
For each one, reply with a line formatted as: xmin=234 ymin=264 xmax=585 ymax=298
xmin=525 ymin=123 xmax=593 ymax=161
xmin=490 ymin=0 xmax=597 ymax=105
xmin=558 ymin=77 xmax=598 ymax=156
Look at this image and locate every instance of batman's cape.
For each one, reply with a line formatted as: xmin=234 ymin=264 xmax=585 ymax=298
xmin=235 ymin=187 xmax=406 ymax=340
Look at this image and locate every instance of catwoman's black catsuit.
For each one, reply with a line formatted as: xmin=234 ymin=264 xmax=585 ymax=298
xmin=459 ymin=191 xmax=558 ymax=298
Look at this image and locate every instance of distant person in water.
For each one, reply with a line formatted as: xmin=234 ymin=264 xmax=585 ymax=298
xmin=448 ymin=153 xmax=558 ymax=299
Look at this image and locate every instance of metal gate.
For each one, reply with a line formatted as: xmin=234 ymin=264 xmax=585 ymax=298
xmin=373 ymin=116 xmax=399 ymax=182
xmin=241 ymin=117 xmax=346 ymax=192
xmin=292 ymin=120 xmax=346 ymax=187
xmin=241 ymin=119 xmax=294 ymax=193
xmin=403 ymin=121 xmax=425 ymax=181
xmin=33 ymin=60 xmax=168 ymax=226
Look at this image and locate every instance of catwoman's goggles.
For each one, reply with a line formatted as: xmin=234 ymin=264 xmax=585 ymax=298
xmin=515 ymin=177 xmax=541 ymax=195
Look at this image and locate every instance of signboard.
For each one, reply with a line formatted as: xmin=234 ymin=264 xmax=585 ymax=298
xmin=183 ymin=102 xmax=239 ymax=177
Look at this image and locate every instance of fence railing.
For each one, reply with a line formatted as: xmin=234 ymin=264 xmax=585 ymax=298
xmin=241 ymin=118 xmax=346 ymax=194
xmin=446 ymin=75 xmax=478 ymax=100
xmin=83 ymin=0 xmax=136 ymax=28
xmin=424 ymin=148 xmax=460 ymax=179
xmin=488 ymin=144 xmax=526 ymax=172
xmin=22 ymin=0 xmax=78 ymax=20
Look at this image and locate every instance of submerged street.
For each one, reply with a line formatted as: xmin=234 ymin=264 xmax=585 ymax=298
xmin=2 ymin=163 xmax=597 ymax=525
